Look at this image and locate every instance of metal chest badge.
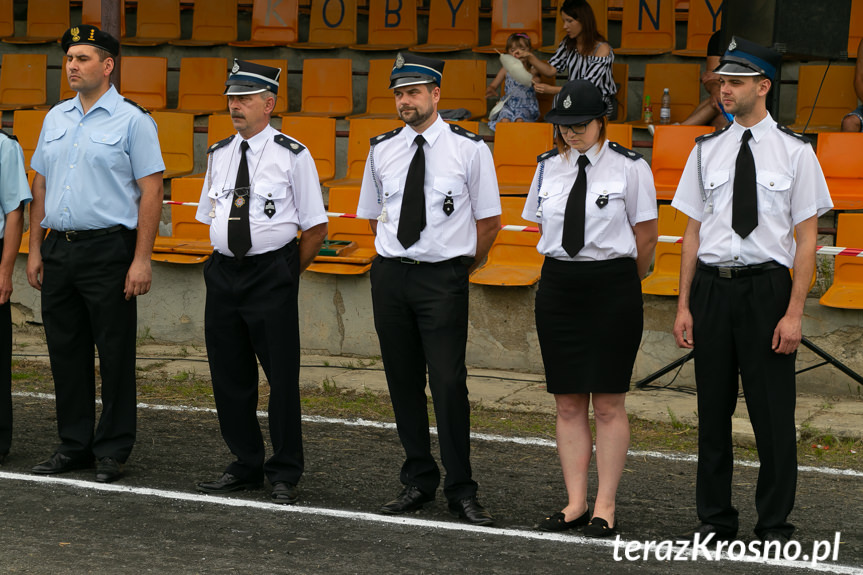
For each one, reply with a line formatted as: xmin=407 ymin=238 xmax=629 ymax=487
xmin=596 ymin=193 xmax=609 ymax=208
xmin=443 ymin=194 xmax=454 ymax=216
xmin=264 ymin=199 xmax=276 ymax=218
xmin=234 ymin=196 xmax=246 ymax=209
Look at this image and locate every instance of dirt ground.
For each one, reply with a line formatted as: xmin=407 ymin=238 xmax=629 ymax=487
xmin=1 ymin=393 xmax=861 ymax=574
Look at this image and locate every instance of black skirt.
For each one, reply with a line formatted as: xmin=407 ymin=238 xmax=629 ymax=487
xmin=535 ymin=257 xmax=643 ymax=394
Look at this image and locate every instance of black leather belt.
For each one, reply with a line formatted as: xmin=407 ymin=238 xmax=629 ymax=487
xmin=697 ymin=260 xmax=785 ymax=279
xmin=56 ymin=225 xmax=126 ymax=242
xmin=215 ymin=239 xmax=297 ymax=263
xmin=378 ymin=255 xmax=474 ymax=266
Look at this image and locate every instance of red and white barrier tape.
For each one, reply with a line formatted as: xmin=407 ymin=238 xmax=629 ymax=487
xmin=162 ymin=203 xmax=863 ymax=257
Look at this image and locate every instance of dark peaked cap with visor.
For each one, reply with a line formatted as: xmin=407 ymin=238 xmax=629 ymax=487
xmin=389 ymin=52 xmax=445 ymax=89
xmin=224 ymin=59 xmax=281 ymax=96
xmin=713 ymin=36 xmax=782 ymax=82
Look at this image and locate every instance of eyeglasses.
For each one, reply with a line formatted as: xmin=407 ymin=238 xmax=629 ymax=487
xmin=558 ymin=123 xmax=592 ymax=135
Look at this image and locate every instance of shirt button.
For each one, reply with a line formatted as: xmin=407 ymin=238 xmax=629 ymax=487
xmin=710 ymin=182 xmax=714 ymax=186
xmin=79 ymin=123 xmax=83 ymax=126
xmin=770 ymin=182 xmax=775 ymax=187
xmin=73 ymin=143 xmax=78 ymax=147
xmin=734 ymin=256 xmax=739 ymax=261
xmin=267 ymin=193 xmax=272 ymax=197
xmin=65 ymin=186 xmax=70 ymax=190
xmin=69 ymin=164 xmax=74 ymax=168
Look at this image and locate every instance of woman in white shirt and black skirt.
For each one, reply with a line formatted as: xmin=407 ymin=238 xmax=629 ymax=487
xmin=523 ymin=80 xmax=658 ymax=537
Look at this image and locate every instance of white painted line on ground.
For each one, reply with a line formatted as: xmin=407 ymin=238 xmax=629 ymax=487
xmin=13 ymin=392 xmax=863 ymax=478
xmin=0 ymin=471 xmax=860 ymax=574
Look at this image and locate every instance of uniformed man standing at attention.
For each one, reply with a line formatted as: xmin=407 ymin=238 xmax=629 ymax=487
xmin=26 ymin=25 xmax=165 ymax=483
xmin=195 ymin=60 xmax=327 ymax=504
xmin=0 ymin=131 xmax=33 ymax=467
xmin=672 ymin=38 xmax=833 ymax=544
xmin=356 ymin=53 xmax=501 ymax=525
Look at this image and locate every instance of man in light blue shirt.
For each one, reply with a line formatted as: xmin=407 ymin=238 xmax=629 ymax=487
xmin=0 ymin=130 xmax=32 ymax=467
xmin=26 ymin=25 xmax=164 ymax=483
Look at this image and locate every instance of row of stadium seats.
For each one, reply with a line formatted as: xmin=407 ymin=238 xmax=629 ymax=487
xmin=4 ymin=0 xmax=861 ymax=58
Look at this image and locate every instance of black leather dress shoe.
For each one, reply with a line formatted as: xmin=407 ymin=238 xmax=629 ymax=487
xmin=380 ymin=486 xmax=434 ymax=515
xmin=31 ymin=452 xmax=94 ymax=474
xmin=0 ymin=452 xmax=7 ymax=466
xmin=448 ymin=496 xmax=494 ymax=526
xmin=761 ymin=532 xmax=790 ymax=545
xmin=95 ymin=457 xmax=123 ymax=483
xmin=196 ymin=473 xmax=262 ymax=494
xmin=678 ymin=523 xmax=736 ymax=543
xmin=271 ymin=481 xmax=299 ymax=504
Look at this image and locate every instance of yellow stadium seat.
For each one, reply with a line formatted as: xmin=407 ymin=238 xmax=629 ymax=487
xmin=175 ymin=58 xmax=228 ymax=115
xmin=473 ymin=0 xmax=542 ymax=54
xmin=152 ymin=112 xmax=195 ymax=179
xmin=230 ymin=0 xmax=299 ymax=46
xmin=81 ymin=0 xmax=126 ymax=35
xmin=351 ymin=0 xmax=417 ymax=51
xmin=816 ymin=132 xmax=863 ymax=211
xmin=290 ymin=0 xmax=357 ymax=49
xmin=307 ymin=186 xmax=376 ymax=275
xmin=627 ymin=63 xmax=701 ymax=128
xmin=641 ymin=205 xmax=688 ymax=295
xmin=152 ymin=177 xmax=213 ymax=264
xmin=12 ymin=109 xmax=47 ymax=170
xmin=849 ymin=0 xmax=863 ymax=58
xmin=470 ymin=196 xmax=543 ymax=286
xmin=493 ymin=122 xmax=554 ymax=196
xmin=3 ymin=0 xmax=68 ymax=44
xmin=120 ymin=57 xmax=168 ymax=111
xmin=171 ymin=0 xmax=238 ymax=46
xmin=615 ymin=0 xmax=674 ymax=55
xmin=606 ymin=123 xmax=632 ymax=148
xmin=672 ymin=0 xmax=721 ymax=57
xmin=0 ymin=54 xmax=47 ymax=110
xmin=0 ymin=0 xmax=12 ymax=38
xmin=412 ymin=0 xmax=478 ymax=53
xmin=325 ymin=118 xmax=404 ymax=190
xmin=651 ymin=124 xmax=713 ymax=201
xmin=820 ymin=213 xmax=863 ymax=309
xmin=281 ymin=116 xmax=338 ymax=183
xmin=122 ymin=0 xmax=181 ymax=46
xmin=788 ymin=65 xmax=858 ymax=133
xmin=206 ymin=114 xmax=237 ymax=149
xmin=282 ymin=59 xmax=353 ymax=118
xmin=347 ymin=60 xmax=399 ymax=120
xmin=439 ymin=59 xmax=487 ymax=120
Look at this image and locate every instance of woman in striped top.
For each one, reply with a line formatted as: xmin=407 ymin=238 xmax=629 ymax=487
xmin=518 ymin=0 xmax=618 ymax=120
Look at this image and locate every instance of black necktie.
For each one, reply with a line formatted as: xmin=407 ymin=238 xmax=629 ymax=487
xmin=397 ymin=135 xmax=426 ymax=249
xmin=562 ymin=154 xmax=590 ymax=257
xmin=732 ymin=129 xmax=758 ymax=239
xmin=228 ymin=140 xmax=252 ymax=259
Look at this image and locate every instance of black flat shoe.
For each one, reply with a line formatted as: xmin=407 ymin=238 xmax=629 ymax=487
xmin=196 ymin=472 xmax=262 ymax=494
xmin=448 ymin=496 xmax=494 ymax=526
xmin=584 ymin=516 xmax=618 ymax=538
xmin=538 ymin=509 xmax=590 ymax=532
xmin=31 ymin=452 xmax=94 ymax=474
xmin=380 ymin=486 xmax=434 ymax=515
xmin=271 ymin=481 xmax=299 ymax=504
xmin=95 ymin=457 xmax=124 ymax=483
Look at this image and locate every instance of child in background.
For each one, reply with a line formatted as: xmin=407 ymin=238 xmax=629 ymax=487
xmin=486 ymin=33 xmax=541 ymax=131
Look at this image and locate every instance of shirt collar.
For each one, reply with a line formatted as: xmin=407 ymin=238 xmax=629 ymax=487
xmin=567 ymin=141 xmax=602 ymax=166
xmin=63 ymin=84 xmax=121 ymax=116
xmin=401 ymin=114 xmax=444 ymax=149
xmin=236 ymin=123 xmax=273 ymax=155
xmin=732 ymin=112 xmax=774 ymax=144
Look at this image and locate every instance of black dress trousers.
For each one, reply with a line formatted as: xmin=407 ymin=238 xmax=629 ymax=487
xmin=40 ymin=229 xmax=139 ymax=462
xmin=370 ymin=256 xmax=477 ymax=502
xmin=690 ymin=265 xmax=798 ymax=539
xmin=0 ymin=239 xmax=11 ymax=456
xmin=203 ymin=242 xmax=304 ymax=485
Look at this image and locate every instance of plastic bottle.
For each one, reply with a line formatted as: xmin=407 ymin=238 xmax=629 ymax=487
xmin=643 ymin=94 xmax=653 ymax=124
xmin=660 ymin=88 xmax=671 ymax=124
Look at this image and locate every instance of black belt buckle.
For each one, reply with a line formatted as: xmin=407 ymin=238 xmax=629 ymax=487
xmin=64 ymin=231 xmax=78 ymax=242
xmin=717 ymin=267 xmax=733 ymax=279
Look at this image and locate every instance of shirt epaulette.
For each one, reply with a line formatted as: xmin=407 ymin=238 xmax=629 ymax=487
xmin=0 ymin=129 xmax=17 ymax=142
xmin=50 ymin=97 xmax=73 ymax=110
xmin=370 ymin=127 xmax=403 ymax=145
xmin=123 ymin=97 xmax=151 ymax=114
xmin=777 ymin=123 xmax=812 ymax=144
xmin=449 ymin=123 xmax=482 ymax=142
xmin=695 ymin=123 xmax=731 ymax=143
xmin=207 ymin=134 xmax=235 ymax=155
xmin=274 ymin=134 xmax=306 ymax=154
xmin=537 ymin=147 xmax=559 ymax=162
xmin=608 ymin=141 xmax=643 ymax=160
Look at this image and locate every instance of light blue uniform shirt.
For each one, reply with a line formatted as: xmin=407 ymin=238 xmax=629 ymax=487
xmin=0 ymin=132 xmax=32 ymax=239
xmin=30 ymin=85 xmax=164 ymax=231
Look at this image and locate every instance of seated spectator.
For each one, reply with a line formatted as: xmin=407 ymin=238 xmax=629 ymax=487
xmin=681 ymin=30 xmax=731 ymax=130
xmin=841 ymin=40 xmax=863 ymax=132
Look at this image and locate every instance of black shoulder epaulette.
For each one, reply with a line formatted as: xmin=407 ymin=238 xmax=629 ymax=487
xmin=370 ymin=127 xmax=403 ymax=145
xmin=50 ymin=97 xmax=73 ymax=110
xmin=0 ymin=129 xmax=17 ymax=142
xmin=207 ymin=134 xmax=235 ymax=154
xmin=274 ymin=133 xmax=306 ymax=154
xmin=123 ymin=97 xmax=151 ymax=114
xmin=777 ymin=124 xmax=812 ymax=144
xmin=695 ymin=123 xmax=731 ymax=143
xmin=449 ymin=123 xmax=482 ymax=141
xmin=537 ymin=147 xmax=559 ymax=162
xmin=608 ymin=141 xmax=643 ymax=160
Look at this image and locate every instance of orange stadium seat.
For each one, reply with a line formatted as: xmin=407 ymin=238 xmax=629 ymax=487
xmin=470 ymin=196 xmax=543 ymax=286
xmin=541 ymin=0 xmax=608 ymax=53
xmin=0 ymin=54 xmax=47 ymax=110
xmin=412 ymin=0 xmax=479 ymax=53
xmin=849 ymin=0 xmax=863 ymax=58
xmin=153 ymin=177 xmax=212 ymax=264
xmin=347 ymin=60 xmax=399 ymax=120
xmin=0 ymin=0 xmax=12 ymax=39
xmin=290 ymin=0 xmax=357 ymax=49
xmin=641 ymin=204 xmax=688 ymax=295
xmin=249 ymin=59 xmax=289 ymax=114
xmin=12 ymin=109 xmax=47 ymax=170
xmin=207 ymin=114 xmax=237 ymax=149
xmin=820 ymin=213 xmax=863 ymax=309
xmin=673 ymin=0 xmax=721 ymax=57
xmin=325 ymin=118 xmax=404 ymax=189
xmin=816 ymin=132 xmax=863 ymax=211
xmin=3 ymin=0 xmax=68 ymax=44
xmin=230 ymin=0 xmax=299 ymax=46
xmin=152 ymin=111 xmax=195 ymax=179
xmin=606 ymin=123 xmax=632 ymax=148
xmin=351 ymin=0 xmax=417 ymax=51
xmin=280 ymin=116 xmax=338 ymax=182
xmin=447 ymin=120 xmax=480 ymax=133
xmin=120 ymin=57 xmax=168 ymax=111
xmin=615 ymin=0 xmax=674 ymax=55
xmin=788 ymin=65 xmax=858 ymax=134
xmin=473 ymin=0 xmax=542 ymax=54
xmin=175 ymin=58 xmax=229 ymax=115
xmin=438 ymin=59 xmax=487 ymax=120
xmin=307 ymin=187 xmax=377 ymax=275
xmin=612 ymin=62 xmax=628 ymax=122
xmin=171 ymin=0 xmax=238 ymax=46
xmin=81 ymin=0 xmax=126 ymax=35
xmin=493 ymin=122 xmax=554 ymax=196
xmin=651 ymin=125 xmax=712 ymax=201
xmin=283 ymin=59 xmax=353 ymax=118
xmin=122 ymin=0 xmax=182 ymax=46
xmin=627 ymin=63 xmax=701 ymax=128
